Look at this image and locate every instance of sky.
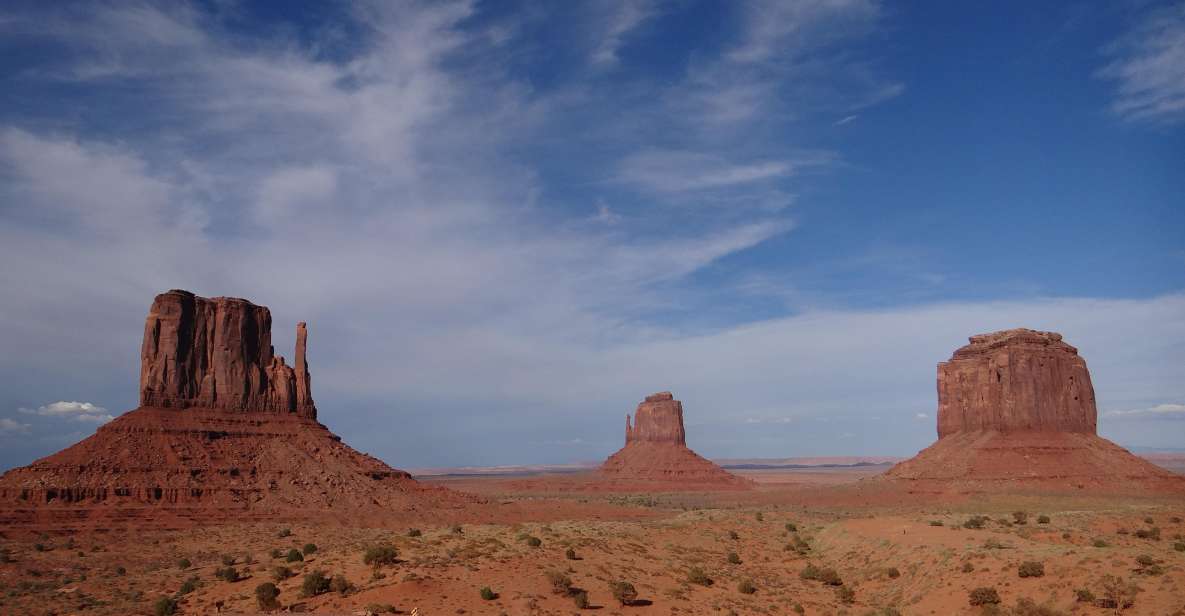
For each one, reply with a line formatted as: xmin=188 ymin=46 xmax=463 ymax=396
xmin=0 ymin=0 xmax=1183 ymax=471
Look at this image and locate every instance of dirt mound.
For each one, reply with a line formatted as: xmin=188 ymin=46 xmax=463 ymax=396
xmin=885 ymin=328 xmax=1184 ymax=492
xmin=597 ymin=392 xmax=750 ymax=490
xmin=0 ymin=290 xmax=471 ymax=529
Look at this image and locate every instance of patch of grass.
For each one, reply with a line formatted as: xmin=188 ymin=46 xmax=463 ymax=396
xmin=1017 ymin=561 xmax=1045 ymax=578
xmin=687 ymin=566 xmax=714 ymax=586
xmin=800 ymin=563 xmax=842 ymax=585
xmin=968 ymin=587 xmax=1001 ymax=606
xmin=608 ymin=581 xmax=637 ymax=606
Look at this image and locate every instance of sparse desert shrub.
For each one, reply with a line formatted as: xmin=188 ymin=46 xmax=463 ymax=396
xmin=34 ymin=543 xmax=47 ymax=552
xmin=565 ymin=547 xmax=578 ymax=560
xmin=609 ymin=580 xmax=637 ymax=606
xmin=801 ymin=563 xmax=842 ymax=585
xmin=1097 ymin=575 xmax=1139 ymax=610
xmin=255 ymin=582 xmax=281 ymax=611
xmin=1075 ymin=588 xmax=1095 ymax=603
xmin=479 ymin=586 xmax=497 ymax=600
xmin=1135 ymin=554 xmax=1155 ymax=567
xmin=1037 ymin=515 xmax=1051 ymax=524
xmin=269 ymin=548 xmax=282 ymax=559
xmin=0 ymin=548 xmax=11 ymax=563
xmin=785 ymin=522 xmax=798 ymax=532
xmin=1117 ymin=527 xmax=1129 ymax=535
xmin=1134 ymin=527 xmax=1160 ymax=541
xmin=572 ymin=590 xmax=590 ymax=608
xmin=737 ymin=578 xmax=756 ymax=594
xmin=964 ymin=516 xmax=989 ymax=529
xmin=546 ymin=570 xmax=572 ymax=594
xmin=366 ymin=604 xmax=397 ymax=614
xmin=1017 ymin=561 xmax=1045 ymax=578
xmin=450 ymin=524 xmax=463 ymax=535
xmin=983 ymin=538 xmax=1006 ymax=550
xmin=885 ymin=566 xmax=901 ymax=578
xmin=836 ymin=585 xmax=855 ymax=604
xmin=969 ymin=587 xmax=1001 ymax=606
xmin=363 ymin=544 xmax=398 ymax=566
xmin=525 ymin=536 xmax=542 ymax=547
xmin=300 ymin=570 xmax=330 ymax=597
xmin=1013 ymin=511 xmax=1028 ymax=525
xmin=727 ymin=551 xmax=742 ymax=564
xmin=407 ymin=528 xmax=422 ymax=537
xmin=728 ymin=530 xmax=740 ymax=540
xmin=1093 ymin=538 xmax=1108 ymax=548
xmin=153 ymin=596 xmax=178 ymax=616
xmin=285 ymin=548 xmax=303 ymax=563
xmin=929 ymin=520 xmax=944 ymax=527
xmin=302 ymin=543 xmax=317 ymax=555
xmin=115 ymin=566 xmax=127 ymax=576
xmin=277 ymin=528 xmax=291 ymax=538
xmin=329 ymin=574 xmax=352 ymax=595
xmin=865 ymin=609 xmax=902 ymax=616
xmin=687 ymin=566 xmax=714 ymax=586
xmin=178 ymin=576 xmax=200 ymax=594
xmin=793 ymin=604 xmax=805 ymax=614
xmin=176 ymin=558 xmax=191 ymax=570
xmin=788 ymin=533 xmax=810 ymax=554
xmin=1174 ymin=541 xmax=1185 ymax=552
xmin=271 ymin=566 xmax=293 ymax=582
xmin=1143 ymin=516 xmax=1153 ymax=524
xmin=214 ymin=566 xmax=241 ymax=582
xmin=1011 ymin=597 xmax=1065 ymax=616
xmin=754 ymin=512 xmax=764 ymax=521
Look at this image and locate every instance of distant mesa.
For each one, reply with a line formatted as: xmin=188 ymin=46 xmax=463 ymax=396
xmin=599 ymin=392 xmax=750 ymax=489
xmin=0 ymin=289 xmax=466 ymax=529
xmin=885 ymin=328 xmax=1183 ymax=491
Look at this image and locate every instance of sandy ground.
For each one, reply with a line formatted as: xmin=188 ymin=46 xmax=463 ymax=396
xmin=2 ymin=467 xmax=1184 ymax=615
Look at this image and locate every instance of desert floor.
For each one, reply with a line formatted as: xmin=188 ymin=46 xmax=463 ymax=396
xmin=2 ymin=467 xmax=1184 ymax=616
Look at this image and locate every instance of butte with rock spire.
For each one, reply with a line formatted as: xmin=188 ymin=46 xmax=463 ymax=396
xmin=0 ymin=289 xmax=466 ymax=529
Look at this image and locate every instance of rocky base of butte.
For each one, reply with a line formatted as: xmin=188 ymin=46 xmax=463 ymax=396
xmin=598 ymin=392 xmax=750 ymax=489
xmin=0 ymin=290 xmax=468 ymax=530
xmin=884 ymin=328 xmax=1182 ymax=492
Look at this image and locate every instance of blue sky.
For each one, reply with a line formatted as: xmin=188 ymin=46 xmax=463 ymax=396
xmin=1 ymin=1 xmax=1182 ymax=471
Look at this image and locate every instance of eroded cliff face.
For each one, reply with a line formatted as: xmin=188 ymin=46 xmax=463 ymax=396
xmin=624 ymin=392 xmax=687 ymax=445
xmin=936 ymin=328 xmax=1095 ymax=437
xmin=139 ymin=290 xmax=316 ymax=418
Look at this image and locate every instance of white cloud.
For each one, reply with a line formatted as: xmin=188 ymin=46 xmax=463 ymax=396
xmin=834 ymin=114 xmax=859 ymax=126
xmin=616 ymin=149 xmax=798 ymax=194
xmin=1104 ymin=403 xmax=1185 ymax=420
xmin=0 ymin=418 xmax=31 ymax=434
xmin=1099 ymin=4 xmax=1185 ymax=122
xmin=590 ymin=0 xmax=656 ymax=66
xmin=19 ymin=401 xmax=109 ymax=417
xmin=914 ymin=412 xmax=928 ymax=419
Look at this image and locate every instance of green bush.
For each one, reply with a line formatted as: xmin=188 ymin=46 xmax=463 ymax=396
xmin=546 ymin=570 xmax=572 ymax=594
xmin=609 ymin=580 xmax=637 ymax=606
xmin=968 ymin=587 xmax=1001 ymax=606
xmin=363 ymin=544 xmax=398 ymax=566
xmin=300 ymin=570 xmax=330 ymax=597
xmin=687 ymin=566 xmax=713 ymax=586
xmin=153 ymin=597 xmax=178 ymax=616
xmin=255 ymin=582 xmax=281 ymax=611
xmin=1017 ymin=561 xmax=1045 ymax=578
xmin=572 ymin=590 xmax=590 ymax=608
xmin=727 ymin=551 xmax=742 ymax=564
xmin=302 ymin=543 xmax=317 ymax=555
xmin=285 ymin=548 xmax=303 ymax=563
xmin=479 ymin=586 xmax=497 ymax=600
xmin=737 ymin=578 xmax=756 ymax=594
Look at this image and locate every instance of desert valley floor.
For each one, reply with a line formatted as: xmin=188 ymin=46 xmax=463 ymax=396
xmin=2 ymin=462 xmax=1184 ymax=616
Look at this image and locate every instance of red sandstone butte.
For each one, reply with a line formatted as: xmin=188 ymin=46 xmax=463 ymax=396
xmin=599 ymin=392 xmax=750 ymax=489
xmin=0 ymin=290 xmax=467 ymax=530
xmin=886 ymin=328 xmax=1182 ymax=491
